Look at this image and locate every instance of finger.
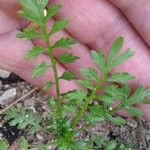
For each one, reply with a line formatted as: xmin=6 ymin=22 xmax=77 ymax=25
xmin=108 ymin=0 xmax=150 ymax=47
xmin=0 ymin=29 xmax=79 ymax=96
xmin=33 ymin=19 xmax=99 ymax=78
xmin=0 ymin=0 xmax=22 ymax=34
xmin=51 ymin=0 xmax=150 ymax=87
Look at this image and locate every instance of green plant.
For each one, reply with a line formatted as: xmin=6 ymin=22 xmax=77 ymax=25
xmin=0 ymin=139 xmax=8 ymax=150
xmin=3 ymin=0 xmax=150 ymax=149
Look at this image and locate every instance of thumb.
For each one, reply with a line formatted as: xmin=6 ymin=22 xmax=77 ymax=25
xmin=0 ymin=0 xmax=24 ymax=35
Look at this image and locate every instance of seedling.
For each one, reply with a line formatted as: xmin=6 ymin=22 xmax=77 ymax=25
xmin=3 ymin=0 xmax=150 ymax=149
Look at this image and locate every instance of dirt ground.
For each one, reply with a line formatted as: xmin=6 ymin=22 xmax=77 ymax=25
xmin=0 ymin=73 xmax=150 ymax=150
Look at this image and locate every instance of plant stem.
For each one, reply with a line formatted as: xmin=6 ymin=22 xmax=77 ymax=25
xmin=41 ymin=24 xmax=62 ymax=119
xmin=42 ymin=24 xmax=60 ymax=100
xmin=71 ymin=73 xmax=107 ymax=128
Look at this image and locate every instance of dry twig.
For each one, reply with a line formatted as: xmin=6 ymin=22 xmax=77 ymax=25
xmin=0 ymin=87 xmax=38 ymax=114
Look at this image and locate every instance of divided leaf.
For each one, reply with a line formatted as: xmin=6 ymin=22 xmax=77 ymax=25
xmin=59 ymin=71 xmax=76 ymax=81
xmin=25 ymin=46 xmax=45 ymax=60
xmin=19 ymin=136 xmax=29 ymax=150
xmin=43 ymin=81 xmax=54 ymax=91
xmin=4 ymin=106 xmax=41 ymax=134
xmin=108 ymin=72 xmax=135 ymax=84
xmin=126 ymin=86 xmax=150 ymax=105
xmin=32 ymin=62 xmax=50 ymax=78
xmin=91 ymin=50 xmax=105 ymax=72
xmin=80 ymin=68 xmax=98 ymax=81
xmin=109 ymin=49 xmax=135 ymax=71
xmin=37 ymin=0 xmax=49 ymax=9
xmin=105 ymin=85 xmax=126 ymax=100
xmin=58 ymin=53 xmax=79 ymax=63
xmin=53 ymin=38 xmax=77 ymax=49
xmin=46 ymin=4 xmax=62 ymax=21
xmin=78 ymin=80 xmax=94 ymax=90
xmin=50 ymin=19 xmax=69 ymax=35
xmin=109 ymin=116 xmax=126 ymax=125
xmin=108 ymin=37 xmax=123 ymax=65
xmin=18 ymin=9 xmax=39 ymax=23
xmin=0 ymin=140 xmax=8 ymax=150
xmin=98 ymin=93 xmax=115 ymax=107
xmin=125 ymin=107 xmax=144 ymax=117
xmin=104 ymin=140 xmax=117 ymax=150
xmin=19 ymin=0 xmax=40 ymax=17
xmin=19 ymin=0 xmax=49 ymax=21
xmin=84 ymin=106 xmax=106 ymax=124
xmin=66 ymin=90 xmax=87 ymax=102
xmin=17 ymin=29 xmax=40 ymax=39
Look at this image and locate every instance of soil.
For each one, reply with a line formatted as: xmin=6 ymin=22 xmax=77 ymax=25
xmin=0 ymin=73 xmax=150 ymax=150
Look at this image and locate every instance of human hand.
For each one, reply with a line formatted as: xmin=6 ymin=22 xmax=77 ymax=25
xmin=0 ymin=0 xmax=150 ymax=120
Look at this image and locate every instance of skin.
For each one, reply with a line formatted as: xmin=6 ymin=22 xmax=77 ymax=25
xmin=0 ymin=0 xmax=150 ymax=120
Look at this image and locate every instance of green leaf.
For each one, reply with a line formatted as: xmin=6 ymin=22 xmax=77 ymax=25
xmin=80 ymin=68 xmax=98 ymax=81
xmin=91 ymin=50 xmax=105 ymax=72
xmin=19 ymin=0 xmax=40 ymax=17
xmin=125 ymin=107 xmax=144 ymax=117
xmin=50 ymin=19 xmax=69 ymax=35
xmin=110 ymin=49 xmax=135 ymax=70
xmin=147 ymin=147 xmax=150 ymax=150
xmin=89 ymin=134 xmax=109 ymax=148
xmin=127 ymin=86 xmax=150 ymax=105
xmin=110 ymin=116 xmax=126 ymax=125
xmin=20 ymin=136 xmax=29 ymax=150
xmin=78 ymin=80 xmax=94 ymax=90
xmin=43 ymin=81 xmax=54 ymax=91
xmin=108 ymin=37 xmax=123 ymax=65
xmin=66 ymin=90 xmax=87 ymax=102
xmin=105 ymin=140 xmax=117 ymax=150
xmin=0 ymin=140 xmax=8 ymax=150
xmin=108 ymin=72 xmax=135 ymax=83
xmin=4 ymin=106 xmax=41 ymax=134
xmin=47 ymin=97 xmax=56 ymax=108
xmin=98 ymin=93 xmax=115 ymax=107
xmin=119 ymin=144 xmax=127 ymax=150
xmin=18 ymin=9 xmax=39 ymax=23
xmin=32 ymin=62 xmax=50 ymax=78
xmin=58 ymin=53 xmax=79 ymax=63
xmin=59 ymin=71 xmax=76 ymax=81
xmin=63 ymin=105 xmax=76 ymax=114
xmin=105 ymin=85 xmax=126 ymax=100
xmin=37 ymin=0 xmax=49 ymax=8
xmin=17 ymin=29 xmax=40 ymax=39
xmin=25 ymin=46 xmax=45 ymax=60
xmin=46 ymin=4 xmax=62 ymax=20
xmin=84 ymin=114 xmax=105 ymax=124
xmin=53 ymin=38 xmax=77 ymax=49
xmin=87 ymin=105 xmax=108 ymax=123
xmin=142 ymin=99 xmax=150 ymax=104
xmin=122 ymin=84 xmax=131 ymax=98
xmin=19 ymin=0 xmax=49 ymax=20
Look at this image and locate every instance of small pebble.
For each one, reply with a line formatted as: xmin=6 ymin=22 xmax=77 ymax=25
xmin=36 ymin=133 xmax=44 ymax=140
xmin=0 ymin=88 xmax=17 ymax=105
xmin=4 ymin=84 xmax=10 ymax=90
xmin=127 ymin=119 xmax=137 ymax=128
xmin=0 ymin=69 xmax=11 ymax=79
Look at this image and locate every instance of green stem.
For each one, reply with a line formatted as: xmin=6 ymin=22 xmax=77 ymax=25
xmin=71 ymin=73 xmax=107 ymax=128
xmin=41 ymin=24 xmax=61 ymax=118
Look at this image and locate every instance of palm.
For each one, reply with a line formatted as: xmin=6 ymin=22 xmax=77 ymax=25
xmin=0 ymin=0 xmax=150 ymax=120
